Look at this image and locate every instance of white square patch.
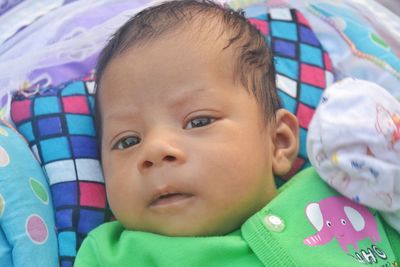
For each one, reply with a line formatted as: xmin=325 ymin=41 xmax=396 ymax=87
xmin=31 ymin=144 xmax=41 ymax=164
xmin=325 ymin=71 xmax=334 ymax=86
xmin=75 ymin=159 xmax=104 ymax=183
xmin=44 ymin=160 xmax=76 ymax=185
xmin=276 ymin=74 xmax=297 ymax=98
xmin=85 ymin=81 xmax=96 ymax=94
xmin=269 ymin=8 xmax=292 ymax=21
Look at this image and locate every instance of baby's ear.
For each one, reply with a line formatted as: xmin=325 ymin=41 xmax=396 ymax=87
xmin=271 ymin=109 xmax=299 ymax=176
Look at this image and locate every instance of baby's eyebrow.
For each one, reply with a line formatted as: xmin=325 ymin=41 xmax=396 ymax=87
xmin=103 ymin=107 xmax=139 ymax=122
xmin=103 ymin=87 xmax=216 ymax=124
xmin=102 ymin=113 xmax=141 ymax=148
xmin=168 ymin=87 xmax=213 ymax=108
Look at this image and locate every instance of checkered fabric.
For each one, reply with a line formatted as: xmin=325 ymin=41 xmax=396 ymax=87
xmin=248 ymin=7 xmax=335 ymax=183
xmin=11 ymin=80 xmax=109 ymax=267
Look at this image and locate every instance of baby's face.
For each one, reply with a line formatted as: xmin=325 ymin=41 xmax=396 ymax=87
xmin=99 ymin=31 xmax=277 ymax=236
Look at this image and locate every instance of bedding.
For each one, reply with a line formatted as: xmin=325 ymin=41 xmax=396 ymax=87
xmin=0 ymin=0 xmax=24 ymax=16
xmin=309 ymin=2 xmax=399 ymax=79
xmin=0 ymin=0 xmax=65 ymax=46
xmin=0 ymin=121 xmax=58 ymax=266
xmin=0 ymin=0 xmax=159 ymax=122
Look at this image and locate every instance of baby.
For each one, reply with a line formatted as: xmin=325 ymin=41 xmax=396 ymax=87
xmin=75 ymin=1 xmax=399 ymax=266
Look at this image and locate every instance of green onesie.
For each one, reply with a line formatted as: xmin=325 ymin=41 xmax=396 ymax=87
xmin=75 ymin=168 xmax=400 ymax=266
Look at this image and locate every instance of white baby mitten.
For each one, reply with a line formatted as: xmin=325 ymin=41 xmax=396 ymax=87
xmin=307 ymin=78 xmax=400 ymax=233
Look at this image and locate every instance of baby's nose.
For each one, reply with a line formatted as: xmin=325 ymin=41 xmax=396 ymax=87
xmin=141 ymin=154 xmax=177 ymax=169
xmin=137 ymin=133 xmax=186 ymax=172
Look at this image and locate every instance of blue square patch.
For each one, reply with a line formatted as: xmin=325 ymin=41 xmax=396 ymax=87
xmin=270 ymin=21 xmax=297 ymax=41
xmin=52 ymin=182 xmax=78 ymax=207
xmin=300 ymin=44 xmax=323 ymax=67
xmin=61 ymin=81 xmax=86 ymax=96
xmin=38 ymin=117 xmax=63 ymax=137
xmin=299 ymin=128 xmax=308 ymax=158
xmin=278 ymin=90 xmax=297 ymax=114
xmin=300 ymin=26 xmax=320 ymax=46
xmin=300 ymin=84 xmax=323 ymax=108
xmin=34 ymin=96 xmax=61 ymax=116
xmin=66 ymin=115 xmax=95 ymax=136
xmin=78 ymin=209 xmax=105 ymax=234
xmin=275 ymin=57 xmax=299 ymax=80
xmin=273 ymin=39 xmax=296 ymax=58
xmin=58 ymin=231 xmax=77 ymax=257
xmin=17 ymin=121 xmax=35 ymax=142
xmin=70 ymin=136 xmax=98 ymax=158
xmin=56 ymin=209 xmax=74 ymax=229
xmin=40 ymin=137 xmax=71 ymax=163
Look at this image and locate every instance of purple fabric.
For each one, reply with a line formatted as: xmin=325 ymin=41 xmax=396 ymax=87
xmin=27 ymin=0 xmax=151 ymax=88
xmin=0 ymin=0 xmax=24 ymax=16
xmin=29 ymin=54 xmax=98 ymax=88
xmin=50 ymin=1 xmax=145 ymax=42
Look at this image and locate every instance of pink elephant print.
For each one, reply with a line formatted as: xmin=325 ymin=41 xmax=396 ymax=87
xmin=303 ymin=196 xmax=381 ymax=253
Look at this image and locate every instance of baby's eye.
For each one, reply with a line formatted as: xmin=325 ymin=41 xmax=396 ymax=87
xmin=185 ymin=117 xmax=216 ymax=129
xmin=114 ymin=136 xmax=141 ymax=150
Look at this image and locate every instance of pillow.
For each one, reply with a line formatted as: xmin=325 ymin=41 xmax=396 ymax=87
xmin=309 ymin=2 xmax=400 ymax=79
xmin=247 ymin=7 xmax=335 ymax=184
xmin=0 ymin=121 xmax=58 ymax=266
xmin=11 ymin=78 xmax=110 ymax=267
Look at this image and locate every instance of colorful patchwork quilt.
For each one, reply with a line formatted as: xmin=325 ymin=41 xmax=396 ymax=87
xmin=248 ymin=7 xmax=334 ymax=183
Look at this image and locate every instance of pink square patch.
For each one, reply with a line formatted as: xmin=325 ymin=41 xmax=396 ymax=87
xmin=295 ymin=11 xmax=310 ymax=26
xmin=79 ymin=182 xmax=106 ymax=208
xmin=249 ymin=18 xmax=269 ymax=36
xmin=62 ymin=96 xmax=90 ymax=114
xmin=324 ymin=52 xmax=333 ymax=72
xmin=300 ymin=64 xmax=326 ymax=88
xmin=11 ymin=100 xmax=32 ymax=123
xmin=297 ymin=103 xmax=315 ymax=129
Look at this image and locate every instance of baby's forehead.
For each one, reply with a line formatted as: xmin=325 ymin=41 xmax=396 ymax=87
xmin=117 ymin=19 xmax=237 ymax=69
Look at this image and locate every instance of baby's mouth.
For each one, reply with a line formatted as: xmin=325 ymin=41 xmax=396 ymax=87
xmin=150 ymin=191 xmax=194 ymax=207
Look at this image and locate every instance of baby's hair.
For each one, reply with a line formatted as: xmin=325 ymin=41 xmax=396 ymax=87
xmin=95 ymin=0 xmax=280 ymax=140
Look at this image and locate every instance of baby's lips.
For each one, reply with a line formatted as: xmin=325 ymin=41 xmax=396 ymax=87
xmin=151 ymin=192 xmax=193 ymax=206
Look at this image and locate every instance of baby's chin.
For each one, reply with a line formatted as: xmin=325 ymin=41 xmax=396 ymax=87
xmin=146 ymin=226 xmax=238 ymax=237
xmin=118 ymin=200 xmax=266 ymax=237
xmin=123 ymin=219 xmax=244 ymax=237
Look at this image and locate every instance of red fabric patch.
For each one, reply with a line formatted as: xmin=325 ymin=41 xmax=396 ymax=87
xmin=301 ymin=63 xmax=326 ymax=88
xmin=296 ymin=10 xmax=310 ymax=26
xmin=11 ymin=99 xmax=31 ymax=123
xmin=79 ymin=182 xmax=106 ymax=208
xmin=248 ymin=18 xmax=269 ymax=36
xmin=324 ymin=52 xmax=333 ymax=72
xmin=62 ymin=96 xmax=90 ymax=114
xmin=297 ymin=103 xmax=315 ymax=129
